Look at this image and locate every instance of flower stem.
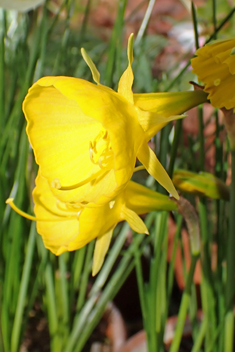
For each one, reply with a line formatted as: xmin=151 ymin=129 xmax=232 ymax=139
xmin=224 ymin=149 xmax=235 ymax=352
xmin=169 ymin=255 xmax=199 ymax=352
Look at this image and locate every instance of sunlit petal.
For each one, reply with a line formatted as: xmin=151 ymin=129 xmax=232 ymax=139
xmin=118 ymin=34 xmax=134 ymax=104
xmin=134 ymin=90 xmax=208 ymax=138
xmin=121 ymin=206 xmax=149 ymax=234
xmin=124 ymin=181 xmax=177 ymax=213
xmin=191 ymin=38 xmax=235 ymax=109
xmin=81 ymin=48 xmax=100 ymax=85
xmin=137 ymin=143 xmax=179 ymax=199
xmin=92 ymin=228 xmax=114 ymax=276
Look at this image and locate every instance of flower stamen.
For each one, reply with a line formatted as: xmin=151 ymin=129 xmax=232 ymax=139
xmin=51 ymin=167 xmax=110 ymax=191
xmin=89 ymin=128 xmax=113 ymax=168
xmin=134 ymin=165 xmax=145 ymax=172
xmin=6 ymin=198 xmax=77 ymax=222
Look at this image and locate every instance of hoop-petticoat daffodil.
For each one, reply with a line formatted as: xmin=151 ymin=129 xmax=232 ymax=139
xmin=191 ymin=38 xmax=235 ymax=110
xmin=6 ymin=172 xmax=177 ymax=275
xmin=0 ymin=0 xmax=44 ymax=11
xmin=23 ymin=34 xmax=208 ymax=207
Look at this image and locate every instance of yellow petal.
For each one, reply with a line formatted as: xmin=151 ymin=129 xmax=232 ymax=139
xmin=81 ymin=48 xmax=100 ymax=84
xmin=136 ymin=108 xmax=182 ymax=140
xmin=33 ymin=172 xmax=80 ymax=255
xmin=68 ymin=201 xmax=120 ymax=250
xmin=121 ymin=205 xmax=149 ymax=234
xmin=134 ymin=91 xmax=208 ymax=138
xmin=118 ymin=34 xmax=134 ymax=104
xmin=137 ymin=143 xmax=179 ymax=199
xmin=124 ymin=180 xmax=177 ymax=213
xmin=92 ymin=228 xmax=114 ymax=276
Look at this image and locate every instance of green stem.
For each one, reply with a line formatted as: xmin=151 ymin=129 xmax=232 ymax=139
xmin=74 ymin=260 xmax=135 ymax=352
xmin=79 ymin=0 xmax=91 ymax=44
xmin=65 ymin=229 xmax=146 ymax=352
xmin=10 ymin=223 xmax=36 ymax=352
xmin=44 ymin=261 xmax=60 ymax=352
xmin=191 ymin=316 xmax=208 ymax=352
xmin=104 ymin=0 xmax=127 ymax=87
xmin=191 ymin=1 xmax=199 ymax=50
xmin=58 ymin=254 xmax=69 ymax=338
xmin=158 ymin=125 xmax=171 ymax=194
xmin=169 ymin=255 xmax=199 ymax=352
xmin=135 ymin=250 xmax=148 ymax=330
xmin=168 ymin=119 xmax=182 ymax=178
xmin=198 ymin=106 xmax=205 ymax=170
xmin=212 ymin=0 xmax=217 ymax=38
xmin=135 ymin=0 xmax=156 ymax=45
xmin=167 ymin=215 xmax=183 ymax=300
xmin=224 ymin=150 xmax=235 ymax=352
xmin=198 ymin=199 xmax=216 ymax=348
xmin=0 ymin=29 xmax=5 ymax=133
xmin=76 ymin=241 xmax=94 ymax=312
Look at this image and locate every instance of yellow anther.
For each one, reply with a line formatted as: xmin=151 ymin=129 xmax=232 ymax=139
xmin=51 ymin=178 xmax=61 ymax=189
xmin=89 ymin=128 xmax=113 ymax=168
xmin=109 ymin=200 xmax=115 ymax=209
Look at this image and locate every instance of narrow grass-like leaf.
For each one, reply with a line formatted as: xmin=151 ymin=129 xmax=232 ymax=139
xmin=11 ymin=223 xmax=36 ymax=352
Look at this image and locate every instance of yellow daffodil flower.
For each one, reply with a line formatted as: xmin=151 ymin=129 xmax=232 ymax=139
xmin=173 ymin=169 xmax=230 ymax=200
xmin=6 ymin=172 xmax=177 ymax=275
xmin=23 ymin=34 xmax=208 ymax=207
xmin=191 ymin=38 xmax=235 ymax=110
xmin=0 ymin=0 xmax=44 ymax=11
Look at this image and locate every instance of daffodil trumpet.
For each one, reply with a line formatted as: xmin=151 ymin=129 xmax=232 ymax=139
xmin=23 ymin=34 xmax=208 ymax=207
xmin=6 ymin=173 xmax=177 ymax=275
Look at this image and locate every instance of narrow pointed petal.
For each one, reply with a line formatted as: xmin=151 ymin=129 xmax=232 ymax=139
xmin=137 ymin=143 xmax=179 ymax=199
xmin=118 ymin=34 xmax=134 ymax=104
xmin=133 ymin=91 xmax=208 ymax=115
xmin=92 ymin=228 xmax=114 ymax=276
xmin=124 ymin=181 xmax=177 ymax=213
xmin=134 ymin=91 xmax=208 ymax=138
xmin=121 ymin=206 xmax=149 ymax=234
xmin=136 ymin=108 xmax=183 ymax=140
xmin=81 ymin=48 xmax=100 ymax=84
